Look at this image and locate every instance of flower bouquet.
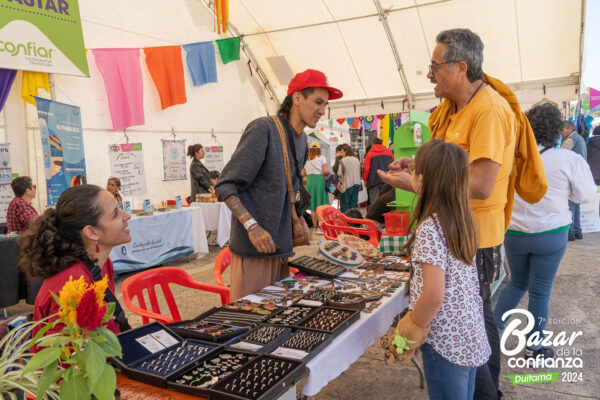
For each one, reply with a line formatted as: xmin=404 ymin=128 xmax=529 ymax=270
xmin=20 ymin=275 xmax=123 ymax=400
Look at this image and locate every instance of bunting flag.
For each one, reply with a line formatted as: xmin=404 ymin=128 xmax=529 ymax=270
xmin=93 ymin=48 xmax=145 ymax=131
xmin=182 ymin=42 xmax=218 ymax=86
xmin=144 ymin=46 xmax=187 ymax=110
xmin=216 ymin=37 xmax=241 ymax=64
xmin=336 ymin=118 xmax=346 ymax=126
xmin=380 ymin=114 xmax=390 ymax=145
xmin=0 ymin=69 xmax=17 ymax=111
xmin=370 ymin=116 xmax=379 ymax=132
xmin=214 ymin=0 xmax=229 ymax=34
xmin=590 ymin=87 xmax=600 ymax=110
xmin=358 ymin=116 xmax=364 ymax=130
xmin=21 ymin=71 xmax=50 ymax=105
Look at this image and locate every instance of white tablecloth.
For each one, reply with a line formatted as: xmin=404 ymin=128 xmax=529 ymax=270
xmin=243 ymin=272 xmax=408 ymax=396
xmin=110 ymin=208 xmax=209 ymax=274
xmin=191 ymin=202 xmax=232 ymax=247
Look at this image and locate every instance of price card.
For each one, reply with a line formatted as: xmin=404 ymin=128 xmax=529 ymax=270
xmin=150 ymin=329 xmax=179 ymax=348
xmin=270 ymin=347 xmax=309 ymax=360
xmin=229 ymin=341 xmax=263 ymax=352
xmin=135 ymin=334 xmax=166 ymax=354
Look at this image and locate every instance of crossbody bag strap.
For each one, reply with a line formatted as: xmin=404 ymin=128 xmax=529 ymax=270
xmin=539 ymin=146 xmax=552 ymax=155
xmin=271 ymin=116 xmax=297 ymax=209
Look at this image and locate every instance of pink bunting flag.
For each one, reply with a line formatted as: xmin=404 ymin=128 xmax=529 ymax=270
xmin=590 ymin=87 xmax=600 ymax=110
xmin=93 ymin=49 xmax=145 ymax=131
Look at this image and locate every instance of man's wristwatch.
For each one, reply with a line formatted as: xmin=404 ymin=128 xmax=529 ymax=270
xmin=243 ymin=218 xmax=258 ymax=231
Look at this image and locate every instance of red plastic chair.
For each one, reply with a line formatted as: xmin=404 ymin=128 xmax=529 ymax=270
xmin=214 ymin=247 xmax=298 ymax=289
xmin=121 ymin=267 xmax=230 ymax=325
xmin=316 ymin=205 xmax=382 ymax=247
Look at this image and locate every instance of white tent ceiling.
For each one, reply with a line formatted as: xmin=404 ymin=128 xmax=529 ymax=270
xmin=219 ymin=0 xmax=583 ymax=113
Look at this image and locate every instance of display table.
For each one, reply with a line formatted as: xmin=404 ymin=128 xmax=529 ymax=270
xmin=243 ymin=271 xmax=408 ymax=397
xmin=191 ymin=202 xmax=232 ymax=247
xmin=117 ymin=372 xmax=206 ymax=399
xmin=110 ymin=208 xmax=209 ymax=274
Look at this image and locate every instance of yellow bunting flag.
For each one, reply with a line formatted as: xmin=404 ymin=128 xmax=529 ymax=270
xmin=21 ymin=71 xmax=50 ymax=105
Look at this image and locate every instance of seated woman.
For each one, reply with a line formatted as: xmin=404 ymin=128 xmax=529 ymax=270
xmin=19 ymin=185 xmax=132 ymax=335
xmin=106 ymin=177 xmax=123 ymax=209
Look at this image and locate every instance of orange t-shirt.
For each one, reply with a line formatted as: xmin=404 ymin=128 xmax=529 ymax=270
xmin=442 ymin=86 xmax=516 ymax=248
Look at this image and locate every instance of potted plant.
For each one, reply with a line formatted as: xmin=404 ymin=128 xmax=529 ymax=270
xmin=0 ymin=318 xmax=60 ymax=400
xmin=18 ymin=275 xmax=122 ymax=400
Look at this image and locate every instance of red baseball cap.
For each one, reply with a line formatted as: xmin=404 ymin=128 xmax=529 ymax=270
xmin=287 ymin=69 xmax=343 ymax=100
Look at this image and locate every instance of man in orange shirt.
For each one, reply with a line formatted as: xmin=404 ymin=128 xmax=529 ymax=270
xmin=379 ymin=29 xmax=516 ymax=399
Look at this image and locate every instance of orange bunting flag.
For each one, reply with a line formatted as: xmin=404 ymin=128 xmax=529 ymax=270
xmin=214 ymin=0 xmax=229 ymax=34
xmin=143 ymin=46 xmax=187 ymax=110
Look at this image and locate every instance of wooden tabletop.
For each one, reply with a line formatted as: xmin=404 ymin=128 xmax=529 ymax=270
xmin=117 ymin=372 xmax=207 ymax=400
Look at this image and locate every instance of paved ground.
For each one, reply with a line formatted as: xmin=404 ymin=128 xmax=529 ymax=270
xmin=6 ymin=230 xmax=599 ymax=399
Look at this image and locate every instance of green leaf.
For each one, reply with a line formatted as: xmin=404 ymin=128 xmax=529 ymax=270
xmin=20 ymin=347 xmax=62 ymax=375
xmin=81 ymin=340 xmax=105 ymax=390
xmin=27 ymin=320 xmax=57 ymax=349
xmin=37 ymin=359 xmax=60 ymax=399
xmin=93 ymin=327 xmax=122 ymax=357
xmin=59 ymin=371 xmax=90 ymax=400
xmin=105 ymin=302 xmax=116 ymax=318
xmin=91 ymin=364 xmax=116 ymax=400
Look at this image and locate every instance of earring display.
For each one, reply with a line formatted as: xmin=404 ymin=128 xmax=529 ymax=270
xmin=134 ymin=341 xmax=213 ymax=377
xmin=168 ymin=350 xmax=257 ymax=397
xmin=299 ymin=307 xmax=358 ymax=333
xmin=265 ymin=306 xmax=316 ymax=326
xmin=317 ymin=240 xmax=364 ymax=266
xmin=327 ymin=293 xmax=366 ymax=311
xmin=224 ymin=300 xmax=281 ymax=315
xmin=168 ymin=319 xmax=249 ymax=342
xmin=289 ymin=255 xmax=347 ymax=279
xmin=280 ymin=329 xmax=329 ymax=352
xmin=193 ymin=308 xmax=271 ymax=328
xmin=296 ymin=289 xmax=337 ymax=306
xmin=211 ymin=355 xmax=305 ymax=400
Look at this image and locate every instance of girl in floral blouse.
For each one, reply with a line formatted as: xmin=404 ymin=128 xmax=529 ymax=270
xmin=388 ymin=140 xmax=490 ymax=399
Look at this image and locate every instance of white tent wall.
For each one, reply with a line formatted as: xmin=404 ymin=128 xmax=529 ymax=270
xmin=3 ymin=0 xmax=273 ymax=212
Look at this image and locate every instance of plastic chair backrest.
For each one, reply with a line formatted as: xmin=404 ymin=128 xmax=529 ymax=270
xmin=214 ymin=246 xmax=298 ymax=286
xmin=316 ymin=205 xmax=382 ymax=247
xmin=214 ymin=247 xmax=232 ymax=287
xmin=121 ymin=267 xmax=230 ymax=325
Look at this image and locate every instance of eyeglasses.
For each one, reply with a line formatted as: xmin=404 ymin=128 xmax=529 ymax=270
xmin=428 ymin=60 xmax=458 ymax=75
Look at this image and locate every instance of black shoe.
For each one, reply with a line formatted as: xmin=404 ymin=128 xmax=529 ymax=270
xmin=568 ymin=234 xmax=575 ymax=241
xmin=575 ymin=233 xmax=583 ymax=239
xmin=525 ymin=346 xmax=554 ymax=367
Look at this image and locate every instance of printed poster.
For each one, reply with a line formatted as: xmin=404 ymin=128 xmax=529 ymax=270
xmin=0 ymin=0 xmax=88 ymax=76
xmin=0 ymin=143 xmax=11 ymax=184
xmin=108 ymin=142 xmax=147 ymax=196
xmin=204 ymin=145 xmax=224 ymax=172
xmin=35 ymin=97 xmax=86 ymax=206
xmin=161 ymin=139 xmax=186 ymax=181
xmin=0 ymin=183 xmax=12 ymax=224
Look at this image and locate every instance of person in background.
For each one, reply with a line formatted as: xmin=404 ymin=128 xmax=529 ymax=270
xmin=302 ymin=141 xmax=330 ymax=230
xmin=209 ymin=170 xmax=221 ymax=189
xmin=363 ymin=137 xmax=394 ymax=203
xmin=18 ymin=185 xmax=132 ymax=336
xmin=332 ymin=144 xmax=344 ymax=176
xmin=188 ymin=144 xmax=212 ymax=202
xmin=388 ymin=140 xmax=489 ymax=400
xmin=106 ymin=177 xmax=123 ymax=209
xmin=338 ymin=144 xmax=362 ymax=212
xmin=6 ymin=176 xmax=39 ymax=233
xmin=366 ymin=183 xmax=395 ymax=224
xmin=494 ymin=103 xmax=596 ymax=364
xmin=587 ymin=125 xmax=600 ymax=186
xmin=216 ymin=69 xmax=342 ymax=300
xmin=561 ymin=120 xmax=587 ymax=241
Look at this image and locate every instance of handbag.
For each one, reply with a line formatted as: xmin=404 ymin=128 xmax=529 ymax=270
xmin=271 ymin=116 xmax=309 ymax=247
xmin=337 ymin=160 xmax=347 ymax=194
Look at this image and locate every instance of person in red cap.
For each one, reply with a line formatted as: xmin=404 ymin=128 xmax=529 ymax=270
xmin=215 ymin=69 xmax=343 ymax=300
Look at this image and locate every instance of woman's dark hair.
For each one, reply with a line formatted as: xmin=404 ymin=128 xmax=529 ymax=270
xmin=277 ymin=88 xmax=315 ymax=118
xmin=209 ymin=170 xmax=220 ymax=180
xmin=18 ymin=185 xmax=104 ymax=278
xmin=187 ymin=144 xmax=203 ymax=158
xmin=11 ymin=176 xmax=33 ymax=197
xmin=341 ymin=144 xmax=355 ymax=157
xmin=592 ymin=125 xmax=600 ymax=137
xmin=525 ymin=103 xmax=563 ymax=147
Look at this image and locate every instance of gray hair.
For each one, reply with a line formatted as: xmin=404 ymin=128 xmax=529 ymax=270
xmin=563 ymin=120 xmax=576 ymax=131
xmin=436 ymin=29 xmax=484 ymax=83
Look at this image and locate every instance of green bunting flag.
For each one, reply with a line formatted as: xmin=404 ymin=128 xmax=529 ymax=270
xmin=216 ymin=37 xmax=241 ymax=64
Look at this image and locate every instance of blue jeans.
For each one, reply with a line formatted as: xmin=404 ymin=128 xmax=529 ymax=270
xmin=568 ymin=200 xmax=581 ymax=235
xmin=421 ymin=342 xmax=477 ymax=400
xmin=493 ymin=231 xmax=568 ymax=349
xmin=340 ymin=184 xmax=360 ymax=212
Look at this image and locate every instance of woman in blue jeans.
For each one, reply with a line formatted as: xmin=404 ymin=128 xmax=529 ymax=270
xmin=494 ymin=103 xmax=596 ymax=363
xmin=337 ymin=144 xmax=362 ymax=212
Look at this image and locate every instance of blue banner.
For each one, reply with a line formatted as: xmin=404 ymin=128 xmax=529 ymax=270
xmin=35 ymin=97 xmax=86 ymax=206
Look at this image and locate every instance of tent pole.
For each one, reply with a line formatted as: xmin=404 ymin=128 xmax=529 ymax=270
xmin=373 ymin=0 xmax=413 ymax=109
xmin=198 ymin=0 xmax=281 ymax=110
